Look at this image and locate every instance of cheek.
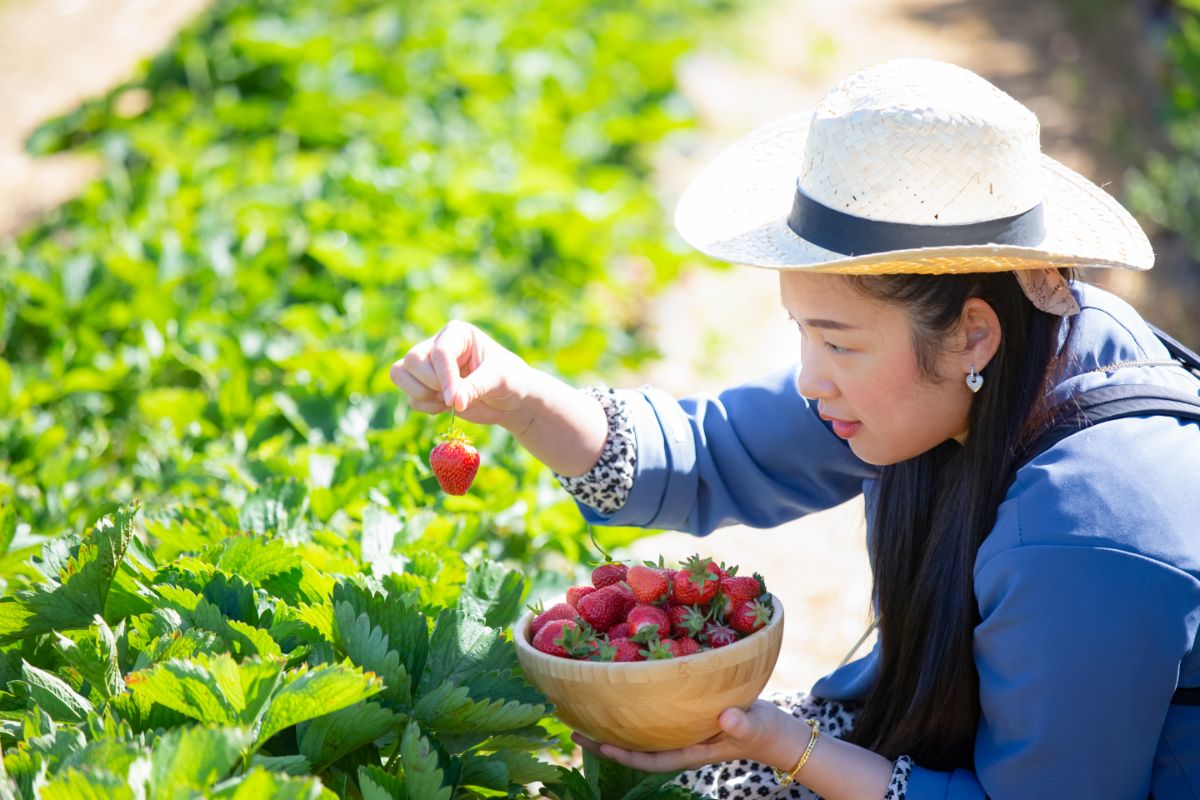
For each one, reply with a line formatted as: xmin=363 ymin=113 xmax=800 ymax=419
xmin=851 ymin=378 xmax=970 ymax=463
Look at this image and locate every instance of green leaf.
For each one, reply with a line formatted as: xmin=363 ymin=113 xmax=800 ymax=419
xmin=148 ymin=725 xmax=254 ymax=797
xmin=458 ymin=563 xmax=525 ymax=629
xmin=0 ymin=504 xmax=137 ymax=642
xmin=257 ymin=663 xmax=383 ymax=745
xmin=399 ymin=721 xmax=451 ymax=800
xmin=210 ymin=767 xmax=328 ymax=799
xmin=331 ymin=582 xmax=427 ymax=689
xmin=297 ymin=701 xmax=397 ymax=771
xmin=55 ymin=617 xmax=124 ymax=699
xmin=332 ymin=601 xmax=411 ymax=705
xmin=126 ymin=653 xmax=278 ymax=726
xmin=212 ymin=535 xmax=303 ymax=584
xmin=21 ymin=661 xmax=94 ymax=723
xmin=40 ymin=768 xmax=132 ymax=800
xmin=357 ymin=765 xmax=404 ymax=800
xmin=419 ymin=609 xmax=511 ymax=695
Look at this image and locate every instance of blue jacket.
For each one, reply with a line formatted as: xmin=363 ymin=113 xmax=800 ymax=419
xmin=577 ymin=282 xmax=1200 ymax=798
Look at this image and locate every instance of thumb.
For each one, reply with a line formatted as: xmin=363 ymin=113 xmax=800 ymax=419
xmin=718 ymin=707 xmax=755 ymax=739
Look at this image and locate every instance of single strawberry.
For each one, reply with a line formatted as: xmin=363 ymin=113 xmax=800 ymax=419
xmin=668 ymin=636 xmax=702 ymax=658
xmin=615 ymin=582 xmax=636 ymax=615
xmin=578 ymin=584 xmax=626 ymax=633
xmin=729 ymin=598 xmax=773 ymax=635
xmin=591 ymin=562 xmax=628 ymax=589
xmin=530 ymin=602 xmax=580 ymax=638
xmin=715 ymin=574 xmax=765 ymax=618
xmin=672 ymin=554 xmax=722 ymax=606
xmin=701 ymin=620 xmax=739 ymax=649
xmin=625 ymin=564 xmax=671 ymax=605
xmin=607 ymin=622 xmax=630 ymax=640
xmin=566 ymin=585 xmax=596 ymax=609
xmin=429 ymin=430 xmax=480 ymax=495
xmin=667 ymin=603 xmax=709 ymax=638
xmin=627 ymin=604 xmax=672 ymax=642
xmin=532 ymin=619 xmax=578 ymax=657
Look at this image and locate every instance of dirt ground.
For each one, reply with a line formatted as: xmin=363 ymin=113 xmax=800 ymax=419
xmin=0 ymin=0 xmax=1159 ymax=692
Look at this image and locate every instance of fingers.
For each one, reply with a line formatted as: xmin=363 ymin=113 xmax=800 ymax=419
xmin=389 ymin=363 xmax=447 ymax=414
xmin=430 ymin=321 xmax=475 ymax=409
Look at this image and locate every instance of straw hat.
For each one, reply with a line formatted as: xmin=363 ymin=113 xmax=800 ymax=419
xmin=673 ymin=59 xmax=1154 ymax=315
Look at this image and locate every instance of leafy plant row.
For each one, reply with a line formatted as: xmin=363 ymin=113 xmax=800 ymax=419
xmin=0 ymin=502 xmax=698 ymax=798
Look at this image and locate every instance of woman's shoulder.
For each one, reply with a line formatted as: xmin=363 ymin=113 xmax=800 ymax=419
xmin=979 ymin=413 xmax=1200 ymax=571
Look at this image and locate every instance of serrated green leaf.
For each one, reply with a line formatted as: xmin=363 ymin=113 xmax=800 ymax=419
xmin=357 ymin=765 xmax=404 ymax=800
xmin=54 ymin=617 xmax=124 ymax=699
xmin=0 ymin=504 xmax=137 ymax=642
xmin=40 ymin=768 xmax=133 ymax=800
xmin=126 ymin=653 xmax=254 ymax=725
xmin=457 ymin=753 xmax=509 ymax=794
xmin=332 ymin=602 xmax=410 ymax=705
xmin=419 ymin=610 xmax=512 ymax=695
xmin=149 ymin=725 xmax=253 ymax=797
xmin=257 ymin=663 xmax=383 ymax=745
xmin=399 ymin=721 xmax=451 ymax=800
xmin=211 ymin=767 xmax=327 ymax=799
xmin=213 ymin=535 xmax=303 ymax=584
xmin=21 ymin=661 xmax=93 ymax=723
xmin=250 ymin=754 xmax=312 ymax=777
xmin=297 ymin=701 xmax=397 ymax=771
xmin=458 ymin=563 xmax=525 ymax=629
xmin=487 ymin=750 xmax=561 ymax=786
xmin=331 ymin=583 xmax=427 ymax=688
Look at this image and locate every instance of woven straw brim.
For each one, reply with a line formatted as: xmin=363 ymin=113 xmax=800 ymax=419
xmin=674 ymin=112 xmax=1154 ymax=274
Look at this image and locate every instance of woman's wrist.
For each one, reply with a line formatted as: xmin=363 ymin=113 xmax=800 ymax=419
xmin=503 ymin=369 xmax=608 ymax=477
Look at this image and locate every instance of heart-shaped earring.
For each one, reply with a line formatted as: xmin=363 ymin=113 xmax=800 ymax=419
xmin=966 ymin=366 xmax=984 ymax=394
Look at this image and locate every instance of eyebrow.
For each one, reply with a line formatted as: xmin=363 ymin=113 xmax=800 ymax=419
xmin=787 ymin=314 xmax=860 ymax=332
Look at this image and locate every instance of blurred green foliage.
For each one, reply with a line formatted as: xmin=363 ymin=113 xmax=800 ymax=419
xmin=0 ymin=0 xmax=740 ymax=794
xmin=0 ymin=0 xmax=733 ymax=570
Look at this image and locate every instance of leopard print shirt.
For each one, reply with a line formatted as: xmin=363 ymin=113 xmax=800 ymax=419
xmin=553 ymin=386 xmax=636 ymax=515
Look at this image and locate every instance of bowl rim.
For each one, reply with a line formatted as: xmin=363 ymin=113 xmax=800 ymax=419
xmin=513 ymin=592 xmax=783 ymax=671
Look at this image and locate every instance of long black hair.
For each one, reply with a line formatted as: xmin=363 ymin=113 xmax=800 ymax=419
xmin=844 ymin=269 xmax=1073 ymax=770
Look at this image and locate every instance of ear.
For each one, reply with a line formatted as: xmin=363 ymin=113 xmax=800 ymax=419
xmin=959 ymin=297 xmax=1002 ymax=372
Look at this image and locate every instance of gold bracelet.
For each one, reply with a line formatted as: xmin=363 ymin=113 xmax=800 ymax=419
xmin=772 ymin=718 xmax=821 ymax=787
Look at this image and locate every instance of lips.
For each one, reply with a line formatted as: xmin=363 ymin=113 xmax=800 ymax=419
xmin=819 ymin=410 xmax=862 ymax=440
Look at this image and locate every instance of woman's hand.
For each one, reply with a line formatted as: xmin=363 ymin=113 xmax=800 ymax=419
xmin=390 ymin=320 xmax=534 ymax=429
xmin=390 ymin=320 xmax=609 ymax=476
xmin=570 ymin=700 xmax=803 ymax=774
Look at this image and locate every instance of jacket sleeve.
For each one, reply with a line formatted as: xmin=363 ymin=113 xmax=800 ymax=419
xmin=573 ymin=364 xmax=877 ymax=535
xmin=904 ymin=485 xmax=1200 ymax=798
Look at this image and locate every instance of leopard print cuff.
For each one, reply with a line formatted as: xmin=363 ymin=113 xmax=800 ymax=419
xmin=554 ymin=386 xmax=636 ymax=515
xmin=884 ymin=755 xmax=913 ymax=799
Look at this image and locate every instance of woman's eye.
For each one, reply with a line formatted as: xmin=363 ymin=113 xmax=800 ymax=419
xmin=825 ymin=341 xmax=850 ymax=354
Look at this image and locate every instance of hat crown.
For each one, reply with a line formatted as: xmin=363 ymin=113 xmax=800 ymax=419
xmin=800 ymin=59 xmax=1043 ymax=225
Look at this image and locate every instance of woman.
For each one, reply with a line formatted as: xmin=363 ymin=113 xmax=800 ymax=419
xmin=391 ymin=60 xmax=1200 ymax=798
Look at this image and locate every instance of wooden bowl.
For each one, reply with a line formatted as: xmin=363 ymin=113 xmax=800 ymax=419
xmin=514 ymin=595 xmax=784 ymax=752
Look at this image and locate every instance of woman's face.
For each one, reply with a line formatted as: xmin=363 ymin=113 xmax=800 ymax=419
xmin=779 ymin=271 xmax=977 ymax=466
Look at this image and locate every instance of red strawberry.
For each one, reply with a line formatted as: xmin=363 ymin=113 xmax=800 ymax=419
xmin=667 ymin=603 xmax=709 ymax=638
xmin=532 ymin=619 xmax=578 ymax=657
xmin=595 ymin=638 xmax=644 ymax=662
xmin=566 ymin=585 xmax=596 ymax=609
xmin=716 ymin=574 xmax=764 ymax=618
xmin=615 ymin=582 xmax=636 ymax=615
xmin=729 ymin=599 xmax=773 ymax=634
xmin=607 ymin=622 xmax=630 ymax=640
xmin=627 ymin=604 xmax=672 ymax=641
xmin=625 ymin=565 xmax=671 ymax=605
xmin=668 ymin=636 xmax=702 ymax=658
xmin=530 ymin=602 xmax=580 ymax=638
xmin=578 ymin=584 xmax=627 ymax=633
xmin=591 ymin=563 xmax=627 ymax=589
xmin=672 ymin=555 xmax=722 ymax=605
xmin=429 ymin=431 xmax=480 ymax=495
xmin=701 ymin=620 xmax=739 ymax=649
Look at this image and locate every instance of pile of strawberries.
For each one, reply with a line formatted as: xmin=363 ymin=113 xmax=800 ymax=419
xmin=527 ymin=555 xmax=772 ymax=662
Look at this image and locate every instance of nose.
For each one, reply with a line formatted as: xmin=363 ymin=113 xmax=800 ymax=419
xmin=796 ymin=359 xmax=837 ymax=401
